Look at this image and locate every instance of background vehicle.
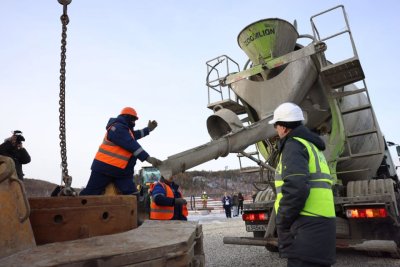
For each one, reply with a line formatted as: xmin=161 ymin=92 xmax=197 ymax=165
xmin=136 ymin=166 xmax=161 ymax=223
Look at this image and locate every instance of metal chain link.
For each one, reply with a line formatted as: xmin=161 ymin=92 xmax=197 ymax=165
xmin=58 ymin=0 xmax=74 ymax=195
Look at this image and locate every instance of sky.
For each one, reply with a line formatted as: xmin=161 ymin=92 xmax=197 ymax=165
xmin=1 ymin=0 xmax=400 ymax=188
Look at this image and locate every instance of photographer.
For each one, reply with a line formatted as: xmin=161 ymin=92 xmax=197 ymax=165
xmin=0 ymin=130 xmax=31 ymax=180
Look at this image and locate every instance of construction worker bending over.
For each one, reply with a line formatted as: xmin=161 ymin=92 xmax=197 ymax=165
xmin=150 ymin=175 xmax=188 ymax=220
xmin=270 ymin=102 xmax=336 ymax=267
xmin=80 ymin=107 xmax=162 ymax=195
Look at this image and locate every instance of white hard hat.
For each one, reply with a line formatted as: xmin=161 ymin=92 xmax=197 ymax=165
xmin=268 ymin=102 xmax=304 ymax=124
xmin=203 ymin=191 xmax=206 ymax=194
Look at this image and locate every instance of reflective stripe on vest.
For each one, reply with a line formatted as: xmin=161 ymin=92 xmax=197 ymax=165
xmin=274 ymin=137 xmax=335 ymax=218
xmin=94 ymin=127 xmax=135 ymax=169
xmin=150 ymin=182 xmax=188 ymax=219
xmin=150 ymin=182 xmax=174 ymax=220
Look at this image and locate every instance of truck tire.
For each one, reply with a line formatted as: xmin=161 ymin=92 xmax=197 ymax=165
xmin=347 ymin=179 xmax=395 ymax=198
xmin=255 ymin=187 xmax=275 ymax=202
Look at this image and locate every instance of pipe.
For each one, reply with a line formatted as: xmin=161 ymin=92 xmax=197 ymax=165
xmin=223 ymin=236 xmax=278 ymax=246
xmin=158 ymin=115 xmax=276 ymax=178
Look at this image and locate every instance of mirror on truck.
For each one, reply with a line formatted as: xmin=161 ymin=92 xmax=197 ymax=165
xmin=396 ymin=145 xmax=400 ymax=158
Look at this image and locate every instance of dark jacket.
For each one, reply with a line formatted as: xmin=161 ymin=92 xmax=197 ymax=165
xmin=238 ymin=193 xmax=244 ymax=204
xmin=151 ymin=177 xmax=187 ymax=220
xmin=276 ymin=125 xmax=336 ymax=265
xmin=221 ymin=195 xmax=232 ymax=207
xmin=91 ymin=115 xmax=150 ymax=178
xmin=0 ymin=140 xmax=31 ymax=180
xmin=232 ymin=194 xmax=239 ymax=206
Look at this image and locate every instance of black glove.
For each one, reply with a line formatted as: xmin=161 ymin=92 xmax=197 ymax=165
xmin=146 ymin=156 xmax=162 ymax=167
xmin=277 ymin=227 xmax=293 ymax=252
xmin=175 ymin=198 xmax=187 ymax=205
xmin=147 ymin=120 xmax=158 ymax=132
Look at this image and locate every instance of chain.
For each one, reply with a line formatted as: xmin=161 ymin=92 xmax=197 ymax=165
xmin=58 ymin=0 xmax=74 ymax=195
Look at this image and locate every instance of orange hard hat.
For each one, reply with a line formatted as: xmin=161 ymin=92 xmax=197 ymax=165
xmin=120 ymin=107 xmax=138 ymax=119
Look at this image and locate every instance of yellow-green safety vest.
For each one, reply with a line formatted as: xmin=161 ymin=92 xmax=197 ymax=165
xmin=274 ymin=137 xmax=335 ymax=218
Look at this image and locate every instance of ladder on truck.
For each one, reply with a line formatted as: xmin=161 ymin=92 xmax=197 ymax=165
xmin=205 ymin=55 xmax=247 ymax=115
xmin=310 ymin=5 xmax=384 ymax=162
xmin=205 ymin=56 xmax=269 ymax=177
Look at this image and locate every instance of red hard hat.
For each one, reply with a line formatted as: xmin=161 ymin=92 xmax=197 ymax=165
xmin=120 ymin=107 xmax=138 ymax=119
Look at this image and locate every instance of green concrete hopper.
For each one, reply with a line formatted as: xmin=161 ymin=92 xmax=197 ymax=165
xmin=237 ymin=18 xmax=298 ymax=64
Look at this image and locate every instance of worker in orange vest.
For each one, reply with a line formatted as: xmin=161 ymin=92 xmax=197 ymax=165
xmin=80 ymin=107 xmax=162 ymax=195
xmin=150 ymin=175 xmax=188 ymax=220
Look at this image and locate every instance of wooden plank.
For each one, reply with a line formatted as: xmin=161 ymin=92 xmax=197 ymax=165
xmin=121 ymin=258 xmax=165 ymax=267
xmin=194 ymin=234 xmax=204 ymax=255
xmin=165 ymin=242 xmax=195 ymax=267
xmin=28 ymin=196 xmax=137 ymax=245
xmin=29 ymin=195 xmax=136 ymax=209
xmin=0 ymin=221 xmax=202 ymax=267
xmin=192 ymin=255 xmax=206 ymax=267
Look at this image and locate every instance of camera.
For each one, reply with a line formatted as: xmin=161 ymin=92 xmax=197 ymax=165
xmin=15 ymin=135 xmax=25 ymax=144
xmin=13 ymin=130 xmax=25 ymax=145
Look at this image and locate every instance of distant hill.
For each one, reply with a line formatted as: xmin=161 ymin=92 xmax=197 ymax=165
xmin=24 ymin=168 xmax=271 ymax=199
xmin=23 ymin=178 xmax=59 ymax=197
xmin=153 ymin=168 xmax=272 ymax=199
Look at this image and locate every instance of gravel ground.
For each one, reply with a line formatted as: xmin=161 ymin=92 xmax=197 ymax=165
xmin=192 ymin=213 xmax=400 ymax=267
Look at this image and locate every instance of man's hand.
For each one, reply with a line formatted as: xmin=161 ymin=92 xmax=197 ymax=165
xmin=146 ymin=156 xmax=162 ymax=167
xmin=147 ymin=120 xmax=158 ymax=132
xmin=175 ymin=198 xmax=187 ymax=205
xmin=277 ymin=227 xmax=293 ymax=251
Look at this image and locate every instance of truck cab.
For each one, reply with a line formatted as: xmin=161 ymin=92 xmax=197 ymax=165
xmin=139 ymin=166 xmax=161 ymax=187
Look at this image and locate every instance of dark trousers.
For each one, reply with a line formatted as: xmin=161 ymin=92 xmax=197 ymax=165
xmin=238 ymin=202 xmax=243 ymax=214
xmin=288 ymin=258 xmax=330 ymax=267
xmin=80 ymin=171 xmax=136 ymax=195
xmin=223 ymin=205 xmax=232 ymax=218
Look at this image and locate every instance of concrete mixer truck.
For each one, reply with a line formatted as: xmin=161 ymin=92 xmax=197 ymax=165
xmin=157 ymin=5 xmax=400 ymax=257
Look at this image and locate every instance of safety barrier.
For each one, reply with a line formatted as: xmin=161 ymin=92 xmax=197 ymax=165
xmin=187 ymin=196 xmax=252 ymax=214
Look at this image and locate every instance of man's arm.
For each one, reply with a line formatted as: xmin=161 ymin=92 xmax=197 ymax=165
xmin=134 ymin=120 xmax=158 ymax=140
xmin=15 ymin=147 xmax=31 ymax=164
xmin=133 ymin=127 xmax=150 ymax=140
xmin=0 ymin=141 xmax=13 ymax=157
xmin=151 ymin=183 xmax=175 ymax=206
xmin=0 ymin=141 xmax=30 ymax=164
xmin=108 ymin=124 xmax=149 ymax=161
xmin=276 ymin=140 xmax=310 ymax=230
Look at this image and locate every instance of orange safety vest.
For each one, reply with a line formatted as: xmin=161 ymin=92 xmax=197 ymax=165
xmin=150 ymin=182 xmax=188 ymax=220
xmin=94 ymin=126 xmax=135 ymax=169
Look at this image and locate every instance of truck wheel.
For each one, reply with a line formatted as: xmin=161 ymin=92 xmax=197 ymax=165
xmin=255 ymin=187 xmax=275 ymax=202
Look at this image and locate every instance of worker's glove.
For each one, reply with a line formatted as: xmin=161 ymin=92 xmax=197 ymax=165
xmin=277 ymin=227 xmax=293 ymax=252
xmin=146 ymin=156 xmax=162 ymax=167
xmin=175 ymin=198 xmax=187 ymax=205
xmin=147 ymin=120 xmax=158 ymax=132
